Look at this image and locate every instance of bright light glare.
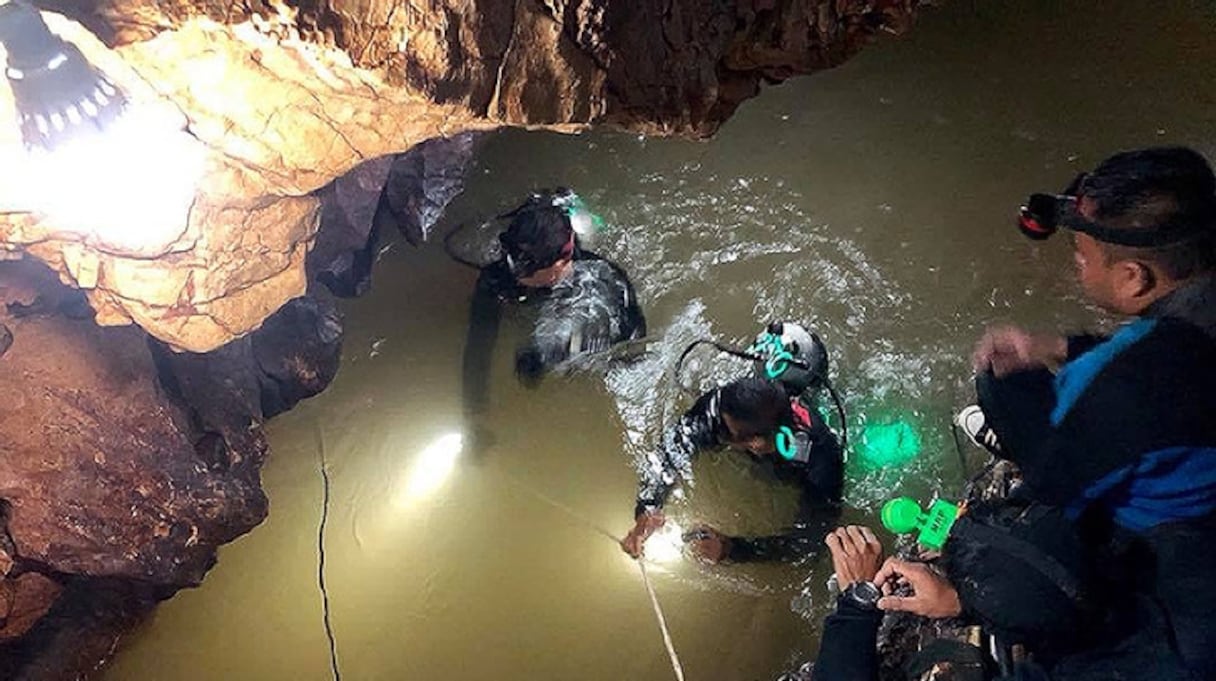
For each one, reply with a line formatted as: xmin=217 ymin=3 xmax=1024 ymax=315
xmin=18 ymin=102 xmax=204 ymax=251
xmin=397 ymin=432 xmax=463 ymax=505
xmin=643 ymin=521 xmax=685 ymax=565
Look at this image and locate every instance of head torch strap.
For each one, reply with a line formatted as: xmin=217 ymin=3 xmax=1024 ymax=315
xmin=1021 ymin=193 xmax=1210 ymax=247
xmin=1064 ymin=213 xmax=1208 ymax=248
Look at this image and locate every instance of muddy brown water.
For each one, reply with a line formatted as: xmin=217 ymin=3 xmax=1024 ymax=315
xmin=104 ymin=2 xmax=1216 ymax=679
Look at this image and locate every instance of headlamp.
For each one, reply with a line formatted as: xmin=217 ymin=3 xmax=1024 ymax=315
xmin=1017 ymin=172 xmax=1211 ymax=247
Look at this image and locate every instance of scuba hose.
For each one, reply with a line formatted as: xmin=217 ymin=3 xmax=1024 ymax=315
xmin=672 ymin=330 xmax=850 ymax=453
xmin=824 ymin=379 xmax=849 ymax=453
xmin=952 ymin=421 xmax=1002 ymax=503
xmin=443 ymin=220 xmax=495 ymax=270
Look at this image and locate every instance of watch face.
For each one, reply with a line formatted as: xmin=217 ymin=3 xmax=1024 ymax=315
xmin=855 ymin=581 xmax=881 ymax=602
xmin=847 ymin=581 xmax=882 ymax=607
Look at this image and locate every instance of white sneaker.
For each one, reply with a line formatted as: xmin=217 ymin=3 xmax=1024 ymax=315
xmin=955 ymin=405 xmax=1002 ymax=454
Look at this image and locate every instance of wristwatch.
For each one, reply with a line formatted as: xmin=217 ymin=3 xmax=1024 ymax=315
xmin=842 ymin=581 xmax=882 ymax=610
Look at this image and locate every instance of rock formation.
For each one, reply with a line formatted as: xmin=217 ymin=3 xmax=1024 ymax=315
xmin=0 ymin=0 xmax=926 ymax=677
xmin=1 ymin=0 xmax=921 ymax=352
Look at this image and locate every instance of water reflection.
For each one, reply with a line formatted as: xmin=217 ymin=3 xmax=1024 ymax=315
xmin=398 ymin=432 xmax=464 ymax=504
xmin=104 ymin=2 xmax=1216 ymax=680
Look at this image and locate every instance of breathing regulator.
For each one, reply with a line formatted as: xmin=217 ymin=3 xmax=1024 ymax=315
xmin=675 ymin=321 xmax=847 ymax=461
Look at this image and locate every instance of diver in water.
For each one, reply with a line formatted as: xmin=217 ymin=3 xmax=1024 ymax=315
xmin=459 ymin=189 xmax=647 ymax=430
xmin=620 ymin=322 xmax=845 ymax=563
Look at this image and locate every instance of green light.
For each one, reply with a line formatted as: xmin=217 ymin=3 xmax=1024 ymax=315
xmin=856 ymin=417 xmax=922 ymax=471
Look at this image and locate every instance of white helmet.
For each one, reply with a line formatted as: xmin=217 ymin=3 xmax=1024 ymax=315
xmin=750 ymin=321 xmax=829 ymax=396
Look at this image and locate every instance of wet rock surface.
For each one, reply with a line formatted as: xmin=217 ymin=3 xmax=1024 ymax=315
xmin=0 ymin=260 xmax=344 ymax=677
xmin=0 ymin=1 xmax=926 ymax=676
xmin=309 ymin=131 xmax=482 ymax=297
xmin=0 ymin=0 xmax=922 ymax=352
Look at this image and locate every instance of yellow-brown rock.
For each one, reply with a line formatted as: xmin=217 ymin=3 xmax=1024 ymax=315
xmin=0 ymin=0 xmax=921 ymax=352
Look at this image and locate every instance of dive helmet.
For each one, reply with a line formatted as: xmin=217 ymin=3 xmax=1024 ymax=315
xmin=750 ymin=321 xmax=829 ymax=396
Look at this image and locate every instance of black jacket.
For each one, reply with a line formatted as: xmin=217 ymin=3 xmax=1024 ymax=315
xmin=1006 ymin=276 xmax=1216 ymax=532
xmin=812 ymin=593 xmax=1198 ymax=681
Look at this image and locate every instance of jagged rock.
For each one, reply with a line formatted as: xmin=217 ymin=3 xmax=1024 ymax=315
xmin=0 ymin=0 xmax=922 ymax=352
xmin=308 ymin=131 xmax=480 ymax=297
xmin=373 ymin=131 xmax=482 ymax=245
xmin=0 ymin=574 xmax=63 ymax=642
xmin=0 ymin=261 xmax=268 ymax=586
xmin=309 ymin=156 xmax=396 ymax=298
xmin=0 ymin=577 xmax=163 ymax=681
xmin=252 ymin=292 xmax=344 ymax=417
xmin=152 ymin=290 xmax=344 ymax=426
xmin=0 ymin=259 xmax=344 ymax=674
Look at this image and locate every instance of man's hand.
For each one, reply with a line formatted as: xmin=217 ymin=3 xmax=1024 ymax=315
xmin=972 ymin=326 xmax=1067 ymax=377
xmin=620 ymin=510 xmax=665 ymax=558
xmin=874 ymin=557 xmax=962 ymax=619
xmin=683 ymin=525 xmax=733 ymax=564
xmin=824 ymin=525 xmax=884 ymax=587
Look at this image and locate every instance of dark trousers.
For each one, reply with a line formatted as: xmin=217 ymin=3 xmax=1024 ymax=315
xmin=975 ymin=368 xmax=1055 ymax=472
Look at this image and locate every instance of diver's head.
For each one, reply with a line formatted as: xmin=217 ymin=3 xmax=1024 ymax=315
xmin=717 ymin=377 xmax=792 ymax=456
xmin=499 ymin=204 xmax=575 ymax=288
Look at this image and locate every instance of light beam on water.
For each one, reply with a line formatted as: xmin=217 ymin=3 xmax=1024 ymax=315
xmin=397 ymin=432 xmax=464 ymax=505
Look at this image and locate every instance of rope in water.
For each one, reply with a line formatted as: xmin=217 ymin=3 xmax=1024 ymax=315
xmin=638 ymin=559 xmax=686 ymax=681
xmin=314 ymin=426 xmax=343 ymax=681
xmin=498 ymin=472 xmax=686 ymax=681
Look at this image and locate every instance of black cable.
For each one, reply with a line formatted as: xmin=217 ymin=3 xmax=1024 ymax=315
xmin=952 ymin=422 xmax=969 ymax=482
xmin=442 ymin=221 xmax=493 ymax=270
xmin=955 ymin=422 xmax=1002 ymax=503
xmin=314 ymin=427 xmax=342 ymax=681
xmin=825 ymin=379 xmax=849 ymax=453
xmin=672 ymin=338 xmax=811 ymax=392
xmin=442 ymin=195 xmax=543 ymax=270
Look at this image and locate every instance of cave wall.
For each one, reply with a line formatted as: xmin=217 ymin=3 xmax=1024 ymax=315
xmin=1 ymin=0 xmax=922 ymax=352
xmin=0 ymin=1 xmax=927 ymax=676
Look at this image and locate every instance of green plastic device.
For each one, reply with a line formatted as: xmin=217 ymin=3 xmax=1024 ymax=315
xmin=880 ymin=496 xmax=960 ymax=551
xmin=748 ymin=332 xmax=793 ymax=379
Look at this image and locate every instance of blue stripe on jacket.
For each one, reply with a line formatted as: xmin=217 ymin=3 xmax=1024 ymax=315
xmin=1051 ymin=318 xmax=1158 ymax=426
xmin=1069 ymin=446 xmax=1216 ymax=532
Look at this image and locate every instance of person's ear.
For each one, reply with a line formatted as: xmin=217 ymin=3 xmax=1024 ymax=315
xmin=1115 ymin=260 xmax=1156 ymax=301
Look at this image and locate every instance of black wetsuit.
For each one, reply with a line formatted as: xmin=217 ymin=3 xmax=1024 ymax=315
xmin=971 ymin=274 xmax=1216 ymax=679
xmin=634 ymin=386 xmax=844 ymax=563
xmin=461 ymin=245 xmax=646 ymax=417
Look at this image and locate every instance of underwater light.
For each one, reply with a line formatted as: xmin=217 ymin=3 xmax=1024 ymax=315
xmin=856 ymin=417 xmax=923 ymax=471
xmin=642 ymin=521 xmax=685 ymax=565
xmin=399 ymin=432 xmax=463 ymax=504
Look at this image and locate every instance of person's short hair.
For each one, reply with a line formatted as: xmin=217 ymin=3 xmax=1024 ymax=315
xmin=499 ymin=205 xmax=573 ymax=276
xmin=719 ymin=377 xmax=791 ymax=439
xmin=1077 ymin=146 xmax=1216 ymax=279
